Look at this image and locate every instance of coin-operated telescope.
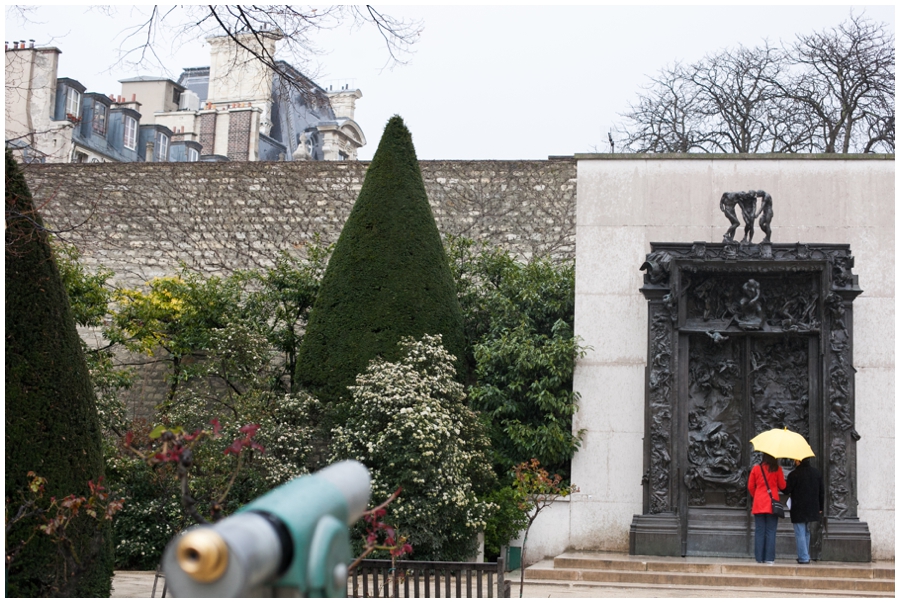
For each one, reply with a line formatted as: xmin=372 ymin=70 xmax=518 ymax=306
xmin=162 ymin=460 xmax=370 ymax=597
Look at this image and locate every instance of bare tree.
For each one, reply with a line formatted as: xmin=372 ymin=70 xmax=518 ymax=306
xmin=622 ymin=45 xmax=791 ymax=153
xmin=618 ymin=62 xmax=709 ymax=153
xmin=779 ymin=12 xmax=895 ymax=153
xmin=689 ymin=44 xmax=787 ymax=153
xmin=617 ymin=12 xmax=894 ymax=154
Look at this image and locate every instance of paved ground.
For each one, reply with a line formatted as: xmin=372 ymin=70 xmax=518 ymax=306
xmin=110 ymin=566 xmax=862 ymax=598
xmin=112 ymin=570 xmax=763 ymax=598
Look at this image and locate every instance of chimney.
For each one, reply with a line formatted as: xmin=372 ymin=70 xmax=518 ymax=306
xmin=327 ymin=88 xmax=362 ymax=121
xmin=28 ymin=39 xmax=34 ymax=49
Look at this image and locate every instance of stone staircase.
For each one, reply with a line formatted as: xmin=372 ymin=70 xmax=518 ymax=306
xmin=524 ymin=551 xmax=895 ymax=597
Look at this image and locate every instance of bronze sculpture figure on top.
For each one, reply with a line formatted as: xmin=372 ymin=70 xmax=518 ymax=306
xmin=755 ymin=192 xmax=773 ymax=243
xmin=720 ymin=190 xmax=772 ymax=244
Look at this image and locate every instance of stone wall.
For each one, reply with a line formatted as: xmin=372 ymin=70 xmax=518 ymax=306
xmin=25 ymin=158 xmax=576 ymax=289
xmin=24 ymin=158 xmax=576 ymax=421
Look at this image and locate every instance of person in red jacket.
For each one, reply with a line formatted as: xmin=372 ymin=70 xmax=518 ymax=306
xmin=747 ymin=453 xmax=787 ymax=564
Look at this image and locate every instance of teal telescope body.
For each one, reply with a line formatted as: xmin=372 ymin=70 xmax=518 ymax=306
xmin=162 ymin=460 xmax=371 ymax=597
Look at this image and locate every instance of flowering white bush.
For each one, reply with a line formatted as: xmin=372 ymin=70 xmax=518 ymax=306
xmin=253 ymin=392 xmax=316 ymax=487
xmin=331 ymin=335 xmax=495 ymax=560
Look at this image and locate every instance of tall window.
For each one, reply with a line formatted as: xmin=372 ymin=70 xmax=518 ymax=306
xmin=187 ymin=147 xmax=199 ymax=162
xmin=155 ymin=132 xmax=169 ymax=162
xmin=92 ymin=102 xmax=107 ymax=136
xmin=65 ymin=87 xmax=82 ymax=119
xmin=123 ymin=116 xmax=137 ymax=150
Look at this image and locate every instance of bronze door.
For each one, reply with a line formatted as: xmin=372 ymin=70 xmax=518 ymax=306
xmin=682 ymin=332 xmax=817 ymax=556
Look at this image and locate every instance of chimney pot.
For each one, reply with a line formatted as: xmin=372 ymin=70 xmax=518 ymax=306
xmin=28 ymin=39 xmax=34 ymax=48
xmin=132 ymin=93 xmax=136 ymax=102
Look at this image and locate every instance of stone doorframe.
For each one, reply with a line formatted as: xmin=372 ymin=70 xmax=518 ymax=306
xmin=629 ymin=241 xmax=871 ymax=562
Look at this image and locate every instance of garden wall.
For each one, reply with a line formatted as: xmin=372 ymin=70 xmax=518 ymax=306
xmin=25 ymin=158 xmax=576 ymax=420
xmin=26 ymin=158 xmax=577 ymax=289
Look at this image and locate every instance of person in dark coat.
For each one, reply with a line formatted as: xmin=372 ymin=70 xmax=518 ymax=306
xmin=782 ymin=457 xmax=825 ymax=564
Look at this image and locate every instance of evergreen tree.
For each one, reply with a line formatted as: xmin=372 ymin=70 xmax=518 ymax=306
xmin=5 ymin=150 xmax=114 ymax=596
xmin=295 ymin=116 xmax=466 ymax=414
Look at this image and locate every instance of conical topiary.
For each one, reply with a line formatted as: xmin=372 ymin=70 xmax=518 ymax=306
xmin=5 ymin=150 xmax=113 ymax=596
xmin=294 ymin=116 xmax=466 ymax=411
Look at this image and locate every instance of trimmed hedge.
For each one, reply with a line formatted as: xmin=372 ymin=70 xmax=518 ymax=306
xmin=295 ymin=116 xmax=466 ymax=409
xmin=5 ymin=150 xmax=114 ymax=596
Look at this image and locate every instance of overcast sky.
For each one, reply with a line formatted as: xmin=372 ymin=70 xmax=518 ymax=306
xmin=5 ymin=4 xmax=895 ymax=160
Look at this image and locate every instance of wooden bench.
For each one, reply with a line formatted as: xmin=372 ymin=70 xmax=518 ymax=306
xmin=349 ymin=558 xmax=510 ymax=598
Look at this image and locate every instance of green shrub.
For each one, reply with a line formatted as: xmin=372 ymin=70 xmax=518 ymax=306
xmin=55 ymin=240 xmax=134 ymax=434
xmin=447 ymin=237 xmax=585 ymax=479
xmin=331 ymin=335 xmax=494 ymax=560
xmin=295 ymin=116 xmax=466 ymax=416
xmin=107 ymin=385 xmax=318 ymax=570
xmin=5 ymin=149 xmax=114 ymax=596
xmin=482 ymin=486 xmax=529 ymax=561
xmin=105 ymin=442 xmax=183 ymax=570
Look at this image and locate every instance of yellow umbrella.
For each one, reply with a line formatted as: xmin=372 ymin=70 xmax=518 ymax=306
xmin=750 ymin=427 xmax=815 ymax=460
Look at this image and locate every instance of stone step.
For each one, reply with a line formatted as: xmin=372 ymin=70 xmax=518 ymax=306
xmin=521 ymin=577 xmax=894 ymax=599
xmin=552 ymin=553 xmax=895 ymax=580
xmin=524 ymin=553 xmax=895 ymax=596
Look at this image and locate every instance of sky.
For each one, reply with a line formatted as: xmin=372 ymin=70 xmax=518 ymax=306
xmin=5 ymin=4 xmax=895 ymax=160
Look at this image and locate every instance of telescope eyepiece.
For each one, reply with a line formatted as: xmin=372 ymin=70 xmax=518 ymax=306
xmin=176 ymin=528 xmax=229 ymax=583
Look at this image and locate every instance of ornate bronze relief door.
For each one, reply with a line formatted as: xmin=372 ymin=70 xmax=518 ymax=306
xmin=631 ymin=242 xmax=870 ymax=562
xmin=683 ymin=332 xmax=816 ymax=556
xmin=685 ymin=332 xmax=747 ymax=509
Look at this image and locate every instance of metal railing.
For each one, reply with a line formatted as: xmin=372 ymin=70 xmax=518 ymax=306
xmin=350 ymin=558 xmax=510 ymax=598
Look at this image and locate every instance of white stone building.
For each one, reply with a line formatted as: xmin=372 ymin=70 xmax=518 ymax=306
xmin=523 ymin=154 xmax=894 ymax=563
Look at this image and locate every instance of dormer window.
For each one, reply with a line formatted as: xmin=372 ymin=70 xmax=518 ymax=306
xmin=92 ymin=102 xmax=108 ymax=136
xmin=65 ymin=87 xmax=82 ymax=119
xmin=66 ymin=88 xmax=81 ymax=119
xmin=187 ymin=147 xmax=199 ymax=162
xmin=124 ymin=116 xmax=138 ymax=150
xmin=155 ymin=131 xmax=169 ymax=162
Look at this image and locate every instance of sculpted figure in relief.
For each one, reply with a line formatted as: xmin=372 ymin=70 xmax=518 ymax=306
xmin=736 ymin=279 xmax=764 ymax=330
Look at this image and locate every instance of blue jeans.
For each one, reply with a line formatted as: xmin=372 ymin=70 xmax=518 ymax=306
xmin=793 ymin=522 xmax=811 ymax=562
xmin=754 ymin=514 xmax=778 ymax=563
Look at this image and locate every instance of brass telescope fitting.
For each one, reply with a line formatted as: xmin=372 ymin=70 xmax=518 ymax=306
xmin=176 ymin=528 xmax=229 ymax=583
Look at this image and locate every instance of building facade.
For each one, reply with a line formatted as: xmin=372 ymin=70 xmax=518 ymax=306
xmin=5 ymin=33 xmax=364 ymax=163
